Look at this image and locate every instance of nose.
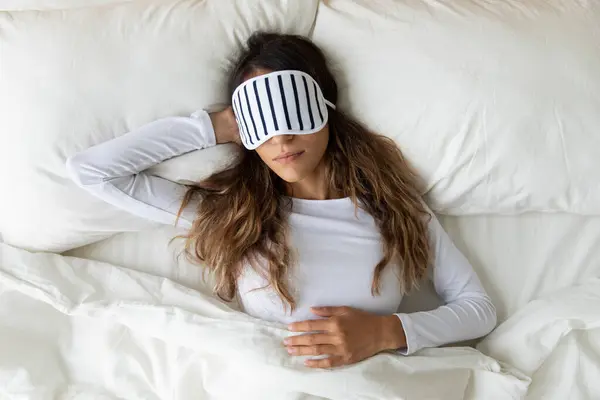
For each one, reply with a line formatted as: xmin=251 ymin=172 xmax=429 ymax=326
xmin=269 ymin=134 xmax=294 ymax=145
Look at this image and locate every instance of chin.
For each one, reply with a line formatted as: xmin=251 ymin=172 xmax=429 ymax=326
xmin=276 ymin=170 xmax=307 ymax=183
xmin=278 ymin=174 xmax=303 ymax=183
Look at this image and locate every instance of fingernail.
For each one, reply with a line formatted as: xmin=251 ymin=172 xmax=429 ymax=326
xmin=287 ymin=347 xmax=295 ymax=354
xmin=283 ymin=338 xmax=290 ymax=345
xmin=287 ymin=325 xmax=295 ymax=331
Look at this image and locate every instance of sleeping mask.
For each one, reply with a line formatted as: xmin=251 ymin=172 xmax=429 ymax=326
xmin=231 ymin=70 xmax=336 ymax=150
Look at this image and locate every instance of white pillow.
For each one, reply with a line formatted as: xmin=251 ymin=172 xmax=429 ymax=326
xmin=312 ymin=0 xmax=600 ymax=215
xmin=0 ymin=0 xmax=318 ymax=252
xmin=0 ymin=0 xmax=131 ymax=11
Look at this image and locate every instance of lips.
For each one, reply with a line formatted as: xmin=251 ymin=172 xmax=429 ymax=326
xmin=274 ymin=150 xmax=304 ymax=164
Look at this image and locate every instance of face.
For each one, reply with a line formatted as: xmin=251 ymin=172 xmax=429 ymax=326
xmin=244 ymin=69 xmax=330 ymax=183
xmin=255 ymin=126 xmax=330 ymax=183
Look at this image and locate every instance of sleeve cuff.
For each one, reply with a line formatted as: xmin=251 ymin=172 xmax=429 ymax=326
xmin=190 ymin=109 xmax=217 ymax=147
xmin=395 ymin=313 xmax=420 ymax=355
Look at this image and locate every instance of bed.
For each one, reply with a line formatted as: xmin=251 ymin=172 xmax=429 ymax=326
xmin=1 ymin=0 xmax=599 ymax=398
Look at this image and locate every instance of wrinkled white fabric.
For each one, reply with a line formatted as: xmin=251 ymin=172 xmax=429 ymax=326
xmin=312 ymin=0 xmax=600 ymax=215
xmin=0 ymin=243 xmax=528 ymax=399
xmin=0 ymin=0 xmax=131 ymax=10
xmin=478 ymin=279 xmax=600 ymax=399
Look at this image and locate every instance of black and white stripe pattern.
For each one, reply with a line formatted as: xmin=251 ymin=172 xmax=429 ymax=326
xmin=231 ymin=70 xmax=336 ymax=150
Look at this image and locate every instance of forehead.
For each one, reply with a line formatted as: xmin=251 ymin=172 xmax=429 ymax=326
xmin=243 ymin=67 xmax=273 ymax=82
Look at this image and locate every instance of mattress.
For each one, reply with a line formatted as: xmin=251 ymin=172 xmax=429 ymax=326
xmin=65 ymin=213 xmax=600 ymax=323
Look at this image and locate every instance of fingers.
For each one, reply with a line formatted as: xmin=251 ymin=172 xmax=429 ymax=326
xmin=304 ymin=356 xmax=344 ymax=369
xmin=288 ymin=319 xmax=333 ymax=333
xmin=290 ymin=306 xmax=353 ymax=331
xmin=310 ymin=306 xmax=350 ymax=317
xmin=284 ymin=333 xmax=333 ymax=347
xmin=287 ymin=344 xmax=337 ymax=356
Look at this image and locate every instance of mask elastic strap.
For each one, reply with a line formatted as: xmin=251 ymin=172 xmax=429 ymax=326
xmin=324 ymin=99 xmax=336 ymax=110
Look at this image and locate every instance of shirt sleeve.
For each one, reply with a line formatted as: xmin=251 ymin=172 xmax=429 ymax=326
xmin=66 ymin=110 xmax=217 ymax=229
xmin=394 ymin=211 xmax=498 ymax=355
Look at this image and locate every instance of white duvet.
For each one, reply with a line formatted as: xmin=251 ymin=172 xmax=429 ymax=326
xmin=478 ymin=279 xmax=600 ymax=399
xmin=0 ymin=243 xmax=531 ymax=399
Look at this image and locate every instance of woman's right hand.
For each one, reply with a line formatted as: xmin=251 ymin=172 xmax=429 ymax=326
xmin=210 ymin=107 xmax=240 ymax=145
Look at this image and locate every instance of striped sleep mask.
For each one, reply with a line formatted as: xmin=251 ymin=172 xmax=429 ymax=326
xmin=231 ymin=70 xmax=336 ymax=150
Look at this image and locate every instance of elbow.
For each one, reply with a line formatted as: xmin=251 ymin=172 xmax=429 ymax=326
xmin=480 ymin=296 xmax=498 ymax=337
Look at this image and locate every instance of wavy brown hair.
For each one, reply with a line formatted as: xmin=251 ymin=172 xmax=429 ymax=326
xmin=177 ymin=32 xmax=432 ymax=310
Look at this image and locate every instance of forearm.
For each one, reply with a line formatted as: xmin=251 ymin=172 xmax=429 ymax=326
xmin=395 ymin=295 xmax=497 ymax=355
xmin=67 ymin=110 xmax=216 ymax=186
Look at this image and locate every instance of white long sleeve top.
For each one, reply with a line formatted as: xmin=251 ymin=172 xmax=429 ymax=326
xmin=66 ymin=110 xmax=497 ymax=355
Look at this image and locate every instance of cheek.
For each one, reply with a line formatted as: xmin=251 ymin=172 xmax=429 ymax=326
xmin=255 ymin=146 xmax=277 ymax=164
xmin=255 ymin=148 xmax=290 ymax=177
xmin=302 ymin=131 xmax=329 ymax=161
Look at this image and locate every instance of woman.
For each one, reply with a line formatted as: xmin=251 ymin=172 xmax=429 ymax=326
xmin=67 ymin=32 xmax=496 ymax=369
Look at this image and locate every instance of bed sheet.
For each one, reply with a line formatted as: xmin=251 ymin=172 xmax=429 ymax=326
xmin=65 ymin=213 xmax=600 ymax=323
xmin=1 ymin=243 xmax=529 ymax=400
xmin=62 ymin=213 xmax=600 ymax=398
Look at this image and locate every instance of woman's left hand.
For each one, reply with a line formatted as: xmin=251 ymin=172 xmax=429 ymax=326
xmin=284 ymin=306 xmax=407 ymax=369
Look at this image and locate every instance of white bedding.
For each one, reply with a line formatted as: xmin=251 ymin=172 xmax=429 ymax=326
xmin=478 ymin=279 xmax=600 ymax=399
xmin=0 ymin=0 xmax=131 ymax=10
xmin=3 ymin=0 xmax=600 ymax=398
xmin=312 ymin=0 xmax=600 ymax=216
xmin=0 ymin=243 xmax=529 ymax=399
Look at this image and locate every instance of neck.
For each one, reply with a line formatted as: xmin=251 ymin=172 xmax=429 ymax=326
xmin=286 ymin=161 xmax=334 ymax=200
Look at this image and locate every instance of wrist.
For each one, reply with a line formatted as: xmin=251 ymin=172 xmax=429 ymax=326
xmin=209 ymin=108 xmax=239 ymax=145
xmin=379 ymin=315 xmax=407 ymax=351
